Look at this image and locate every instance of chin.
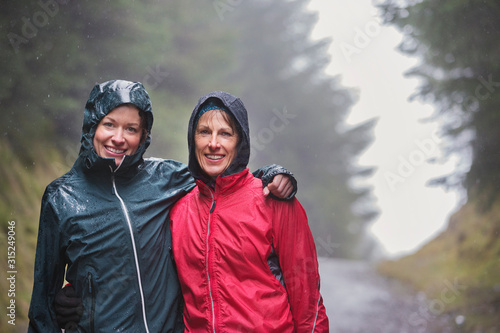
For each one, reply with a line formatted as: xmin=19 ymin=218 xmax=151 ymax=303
xmin=202 ymin=169 xmax=221 ymax=178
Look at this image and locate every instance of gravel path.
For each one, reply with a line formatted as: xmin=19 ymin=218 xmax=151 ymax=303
xmin=318 ymin=258 xmax=456 ymax=333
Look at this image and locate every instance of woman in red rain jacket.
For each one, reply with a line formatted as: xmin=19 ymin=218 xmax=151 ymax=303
xmin=170 ymin=91 xmax=329 ymax=332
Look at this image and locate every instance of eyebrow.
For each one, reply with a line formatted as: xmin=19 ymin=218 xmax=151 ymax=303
xmin=196 ymin=125 xmax=233 ymax=132
xmin=103 ymin=116 xmax=140 ymax=127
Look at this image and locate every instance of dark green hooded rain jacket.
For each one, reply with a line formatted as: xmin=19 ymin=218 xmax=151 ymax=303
xmin=28 ymin=80 xmax=193 ymax=332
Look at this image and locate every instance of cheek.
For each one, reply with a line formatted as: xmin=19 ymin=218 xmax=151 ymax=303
xmin=129 ymin=136 xmax=142 ymax=151
xmin=194 ymin=138 xmax=205 ymax=153
xmin=93 ymin=129 xmax=104 ymax=148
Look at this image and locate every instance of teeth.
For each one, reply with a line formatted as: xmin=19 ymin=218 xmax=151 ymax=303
xmin=206 ymin=155 xmax=223 ymax=160
xmin=107 ymin=147 xmax=126 ymax=154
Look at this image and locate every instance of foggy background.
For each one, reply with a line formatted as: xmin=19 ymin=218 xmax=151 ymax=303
xmin=1 ymin=1 xmax=499 ymax=331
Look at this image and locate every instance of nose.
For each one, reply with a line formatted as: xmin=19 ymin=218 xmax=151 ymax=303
xmin=208 ymin=134 xmax=220 ymax=149
xmin=112 ymin=129 xmax=125 ymax=145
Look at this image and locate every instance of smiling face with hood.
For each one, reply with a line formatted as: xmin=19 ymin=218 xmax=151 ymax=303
xmin=80 ymin=80 xmax=153 ymax=170
xmin=93 ymin=103 xmax=146 ymax=167
xmin=194 ymin=108 xmax=240 ymax=178
xmin=188 ymin=92 xmax=250 ymax=184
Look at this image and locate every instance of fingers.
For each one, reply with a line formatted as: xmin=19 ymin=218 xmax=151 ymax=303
xmin=54 ymin=303 xmax=84 ymax=316
xmin=54 ymin=285 xmax=83 ymax=307
xmin=266 ymin=175 xmax=293 ymax=199
xmin=56 ymin=314 xmax=82 ymax=328
xmin=54 ymin=285 xmax=83 ymax=328
xmin=278 ymin=177 xmax=293 ymax=198
xmin=263 ymin=186 xmax=270 ymax=196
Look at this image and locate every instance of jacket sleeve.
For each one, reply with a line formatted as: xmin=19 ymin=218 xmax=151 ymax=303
xmin=252 ymin=164 xmax=298 ymax=200
xmin=28 ymin=190 xmax=67 ymax=332
xmin=272 ymin=199 xmax=329 ymax=332
xmin=164 ymin=160 xmax=196 ymax=197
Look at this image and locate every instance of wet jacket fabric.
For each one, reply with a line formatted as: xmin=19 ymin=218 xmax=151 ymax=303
xmin=28 ymin=80 xmax=193 ymax=332
xmin=27 ymin=81 xmax=292 ymax=333
xmin=170 ymin=91 xmax=329 ymax=332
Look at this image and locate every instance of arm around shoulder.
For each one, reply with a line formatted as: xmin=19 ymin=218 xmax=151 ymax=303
xmin=157 ymin=159 xmax=196 ymax=194
xmin=252 ymin=164 xmax=298 ymax=200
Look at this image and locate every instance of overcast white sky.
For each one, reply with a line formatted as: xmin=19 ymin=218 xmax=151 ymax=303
xmin=307 ymin=0 xmax=462 ymax=258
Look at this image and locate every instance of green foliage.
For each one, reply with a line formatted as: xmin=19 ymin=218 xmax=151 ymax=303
xmin=377 ymin=195 xmax=500 ymax=331
xmin=1 ymin=0 xmax=377 ymax=260
xmin=379 ymin=0 xmax=500 ymax=203
xmin=0 ymin=0 xmax=233 ymax=163
xmin=1 ymin=1 xmax=379 ymax=327
xmin=0 ymin=139 xmax=70 ymax=331
xmin=377 ymin=2 xmax=500 ymax=329
xmin=222 ymin=0 xmax=378 ymax=258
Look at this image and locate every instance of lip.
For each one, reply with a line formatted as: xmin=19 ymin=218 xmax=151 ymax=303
xmin=105 ymin=146 xmax=127 ymax=156
xmin=204 ymin=154 xmax=225 ymax=162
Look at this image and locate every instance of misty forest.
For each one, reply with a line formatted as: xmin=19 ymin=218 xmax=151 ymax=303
xmin=0 ymin=0 xmax=499 ymax=332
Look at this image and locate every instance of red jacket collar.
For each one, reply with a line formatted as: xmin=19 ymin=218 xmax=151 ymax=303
xmin=196 ymin=168 xmax=252 ymax=197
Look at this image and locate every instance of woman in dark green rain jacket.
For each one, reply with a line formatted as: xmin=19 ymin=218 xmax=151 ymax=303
xmin=28 ymin=80 xmax=296 ymax=332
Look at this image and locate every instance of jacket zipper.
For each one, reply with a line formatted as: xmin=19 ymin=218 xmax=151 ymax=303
xmin=88 ymin=273 xmax=95 ymax=333
xmin=201 ymin=182 xmax=217 ymax=333
xmin=111 ymin=167 xmax=150 ymax=333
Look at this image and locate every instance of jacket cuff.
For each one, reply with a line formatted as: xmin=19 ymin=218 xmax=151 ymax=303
xmin=256 ymin=164 xmax=298 ymax=201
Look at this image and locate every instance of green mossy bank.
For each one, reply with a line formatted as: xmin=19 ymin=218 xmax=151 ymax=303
xmin=0 ymin=139 xmax=70 ymax=331
xmin=378 ymin=196 xmax=500 ymax=332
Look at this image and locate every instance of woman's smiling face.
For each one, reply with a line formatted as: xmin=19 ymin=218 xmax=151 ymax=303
xmin=93 ymin=104 xmax=144 ymax=166
xmin=194 ymin=109 xmax=239 ymax=178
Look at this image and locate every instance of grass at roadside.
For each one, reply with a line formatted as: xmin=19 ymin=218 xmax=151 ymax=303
xmin=377 ymin=196 xmax=500 ymax=332
xmin=0 ymin=139 xmax=70 ymax=331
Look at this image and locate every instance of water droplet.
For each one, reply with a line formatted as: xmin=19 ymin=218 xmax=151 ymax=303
xmin=455 ymin=315 xmax=465 ymax=325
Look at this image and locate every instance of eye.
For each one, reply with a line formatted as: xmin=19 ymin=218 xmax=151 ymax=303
xmin=198 ymin=129 xmax=210 ymax=135
xmin=102 ymin=122 xmax=114 ymax=128
xmin=126 ymin=126 xmax=139 ymax=133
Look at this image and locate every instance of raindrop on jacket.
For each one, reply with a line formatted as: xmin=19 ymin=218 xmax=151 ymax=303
xmin=28 ymin=80 xmax=194 ymax=333
xmin=28 ymin=81 xmax=293 ymax=333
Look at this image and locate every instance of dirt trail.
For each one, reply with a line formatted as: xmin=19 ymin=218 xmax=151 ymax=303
xmin=318 ymin=258 xmax=456 ymax=333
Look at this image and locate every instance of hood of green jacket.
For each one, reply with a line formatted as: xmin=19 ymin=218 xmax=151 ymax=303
xmin=79 ymin=79 xmax=154 ymax=172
